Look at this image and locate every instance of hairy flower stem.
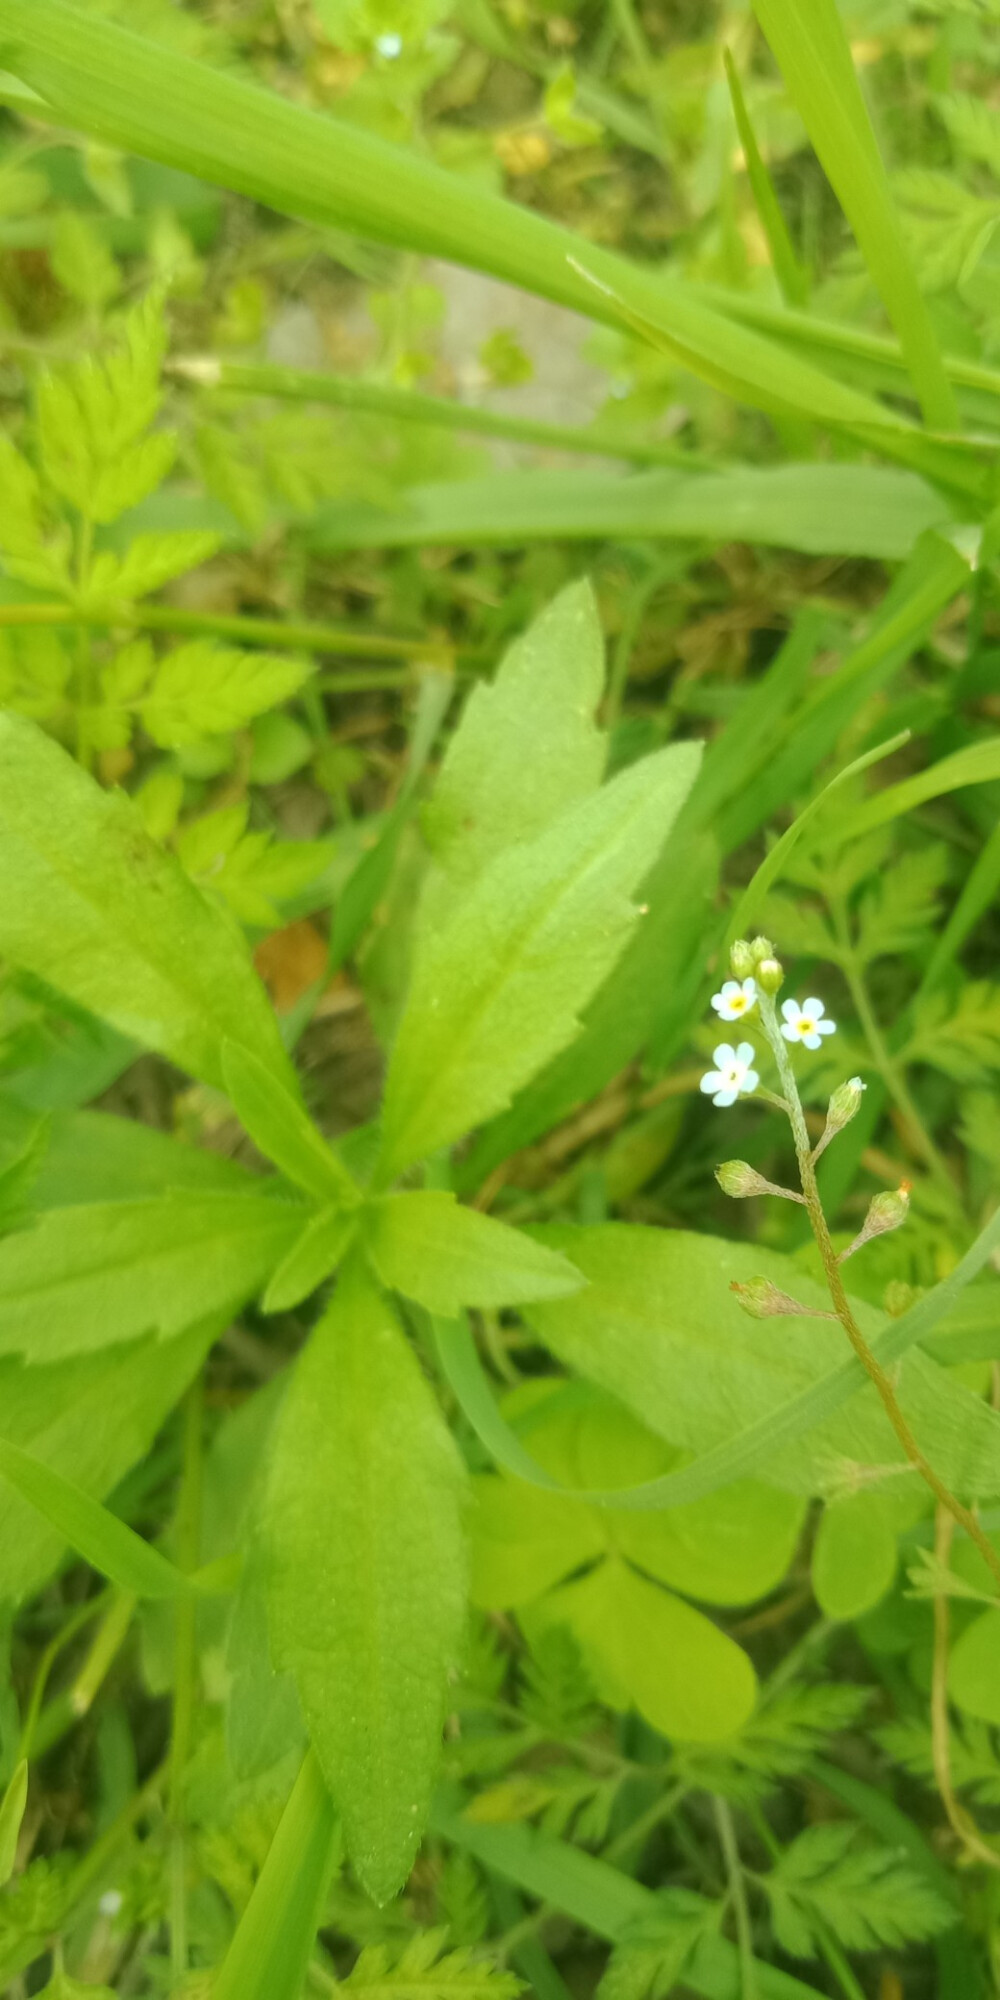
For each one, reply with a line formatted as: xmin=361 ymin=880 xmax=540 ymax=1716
xmin=757 ymin=992 xmax=1000 ymax=1592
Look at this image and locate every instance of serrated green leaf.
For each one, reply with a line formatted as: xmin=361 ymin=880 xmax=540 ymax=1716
xmin=598 ymin=1891 xmax=721 ymax=2000
xmin=762 ymin=1821 xmax=955 ymax=1958
xmin=82 ymin=528 xmax=221 ymax=607
xmin=417 ymin=579 xmax=605 ymax=942
xmin=379 ymin=743 xmax=701 ymax=1181
xmin=222 ymin=1040 xmax=359 ymax=1206
xmin=140 ymin=639 xmax=313 ymax=747
xmin=266 ymin=1255 xmax=467 ymax=1901
xmin=35 ymin=292 xmax=171 ymax=524
xmin=340 ymin=1927 xmax=523 ymax=1995
xmin=0 ymin=711 xmax=297 ymax=1092
xmin=363 ymin=1192 xmax=584 ymax=1315
xmin=49 ymin=209 xmax=119 ymax=309
xmin=0 ymin=1191 xmax=302 ymax=1360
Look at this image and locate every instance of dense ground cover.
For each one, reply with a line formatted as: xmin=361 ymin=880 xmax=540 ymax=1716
xmin=0 ymin=0 xmax=999 ymax=1994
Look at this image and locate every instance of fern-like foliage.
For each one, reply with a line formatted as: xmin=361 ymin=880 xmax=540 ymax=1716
xmin=879 ymin=1716 xmax=1000 ymax=1808
xmin=596 ymin=1891 xmax=720 ymax=2000
xmin=338 ymin=1929 xmax=523 ymax=1998
xmin=903 ymin=981 xmax=1000 ymax=1080
xmin=517 ymin=1626 xmax=598 ymax=1741
xmin=759 ymin=1821 xmax=955 ymax=1959
xmin=676 ymin=1683 xmax=871 ymax=1801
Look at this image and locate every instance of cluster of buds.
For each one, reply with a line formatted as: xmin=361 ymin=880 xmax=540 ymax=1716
xmin=729 ymin=934 xmax=784 ymax=995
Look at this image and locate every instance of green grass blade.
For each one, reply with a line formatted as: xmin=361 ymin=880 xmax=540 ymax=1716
xmin=304 ymin=463 xmax=953 ymax=562
xmin=922 ymin=819 xmax=1000 ymax=991
xmin=724 ymin=47 xmax=808 ymax=307
xmin=724 ymin=730 xmax=911 ymax=952
xmin=175 ymin=356 xmax=707 ymax=471
xmin=751 ymin=0 xmax=957 ymax=429
xmin=0 ymin=0 xmax=968 ymax=472
xmin=213 ymin=1750 xmax=340 ymax=2000
xmin=832 ymin=738 xmax=1000 ymax=843
xmin=0 ymin=1437 xmax=201 ymax=1599
xmin=0 ymin=1761 xmax=27 ymax=1885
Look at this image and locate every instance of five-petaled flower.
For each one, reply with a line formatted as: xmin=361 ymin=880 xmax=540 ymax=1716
xmin=780 ymin=997 xmax=836 ymax=1049
xmin=700 ymin=1041 xmax=760 ymax=1108
xmin=711 ymin=977 xmax=757 ymax=1023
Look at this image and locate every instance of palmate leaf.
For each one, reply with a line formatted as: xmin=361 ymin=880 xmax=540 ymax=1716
xmin=0 ymin=712 xmax=298 ymax=1094
xmin=265 ymin=1255 xmax=467 ymax=1902
xmin=378 ymin=743 xmax=701 ymax=1181
xmin=761 ymin=1821 xmax=955 ymax=1959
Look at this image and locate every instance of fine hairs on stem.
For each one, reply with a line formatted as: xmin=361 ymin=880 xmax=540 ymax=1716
xmin=708 ymin=938 xmax=1000 ymax=1595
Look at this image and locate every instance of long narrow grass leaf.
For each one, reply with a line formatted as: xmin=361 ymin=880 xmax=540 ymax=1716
xmin=0 ymin=1437 xmax=201 ymax=1599
xmin=212 ymin=1750 xmax=340 ymax=2000
xmin=751 ymin=0 xmax=956 ymax=427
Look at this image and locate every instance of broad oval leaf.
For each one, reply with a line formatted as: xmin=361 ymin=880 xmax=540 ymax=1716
xmin=0 ymin=712 xmax=296 ymax=1093
xmin=265 ymin=1255 xmax=467 ymax=1902
xmin=379 ymin=743 xmax=701 ymax=1181
xmin=949 ymin=1607 xmax=1000 ymax=1727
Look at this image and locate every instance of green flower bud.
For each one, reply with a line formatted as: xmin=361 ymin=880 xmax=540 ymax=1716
xmin=729 ymin=938 xmax=754 ymax=979
xmin=840 ymin=1183 xmax=911 ymax=1261
xmin=716 ymin=1160 xmax=805 ymax=1203
xmin=748 ymin=935 xmax=775 ymax=966
xmin=813 ymin=1076 xmax=866 ymax=1161
xmin=756 ymin=956 xmax=784 ymax=995
xmin=827 ymin=1076 xmax=865 ymax=1134
xmin=730 ymin=1276 xmax=833 ymax=1320
xmin=716 ymin=1159 xmax=767 ymax=1198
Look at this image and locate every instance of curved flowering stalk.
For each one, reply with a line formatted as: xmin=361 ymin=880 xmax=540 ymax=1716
xmin=705 ymin=934 xmax=1000 ymax=1595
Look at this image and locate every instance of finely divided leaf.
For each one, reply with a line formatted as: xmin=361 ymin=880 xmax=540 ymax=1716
xmin=0 ymin=1191 xmax=303 ymax=1360
xmin=379 ymin=744 xmax=701 ymax=1181
xmin=265 ymin=1256 xmax=467 ymax=1901
xmin=141 ymin=640 xmax=313 ymax=748
xmin=363 ymin=1191 xmax=584 ymax=1316
xmin=418 ymin=578 xmax=605 ymax=940
xmin=0 ymin=712 xmax=297 ymax=1092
